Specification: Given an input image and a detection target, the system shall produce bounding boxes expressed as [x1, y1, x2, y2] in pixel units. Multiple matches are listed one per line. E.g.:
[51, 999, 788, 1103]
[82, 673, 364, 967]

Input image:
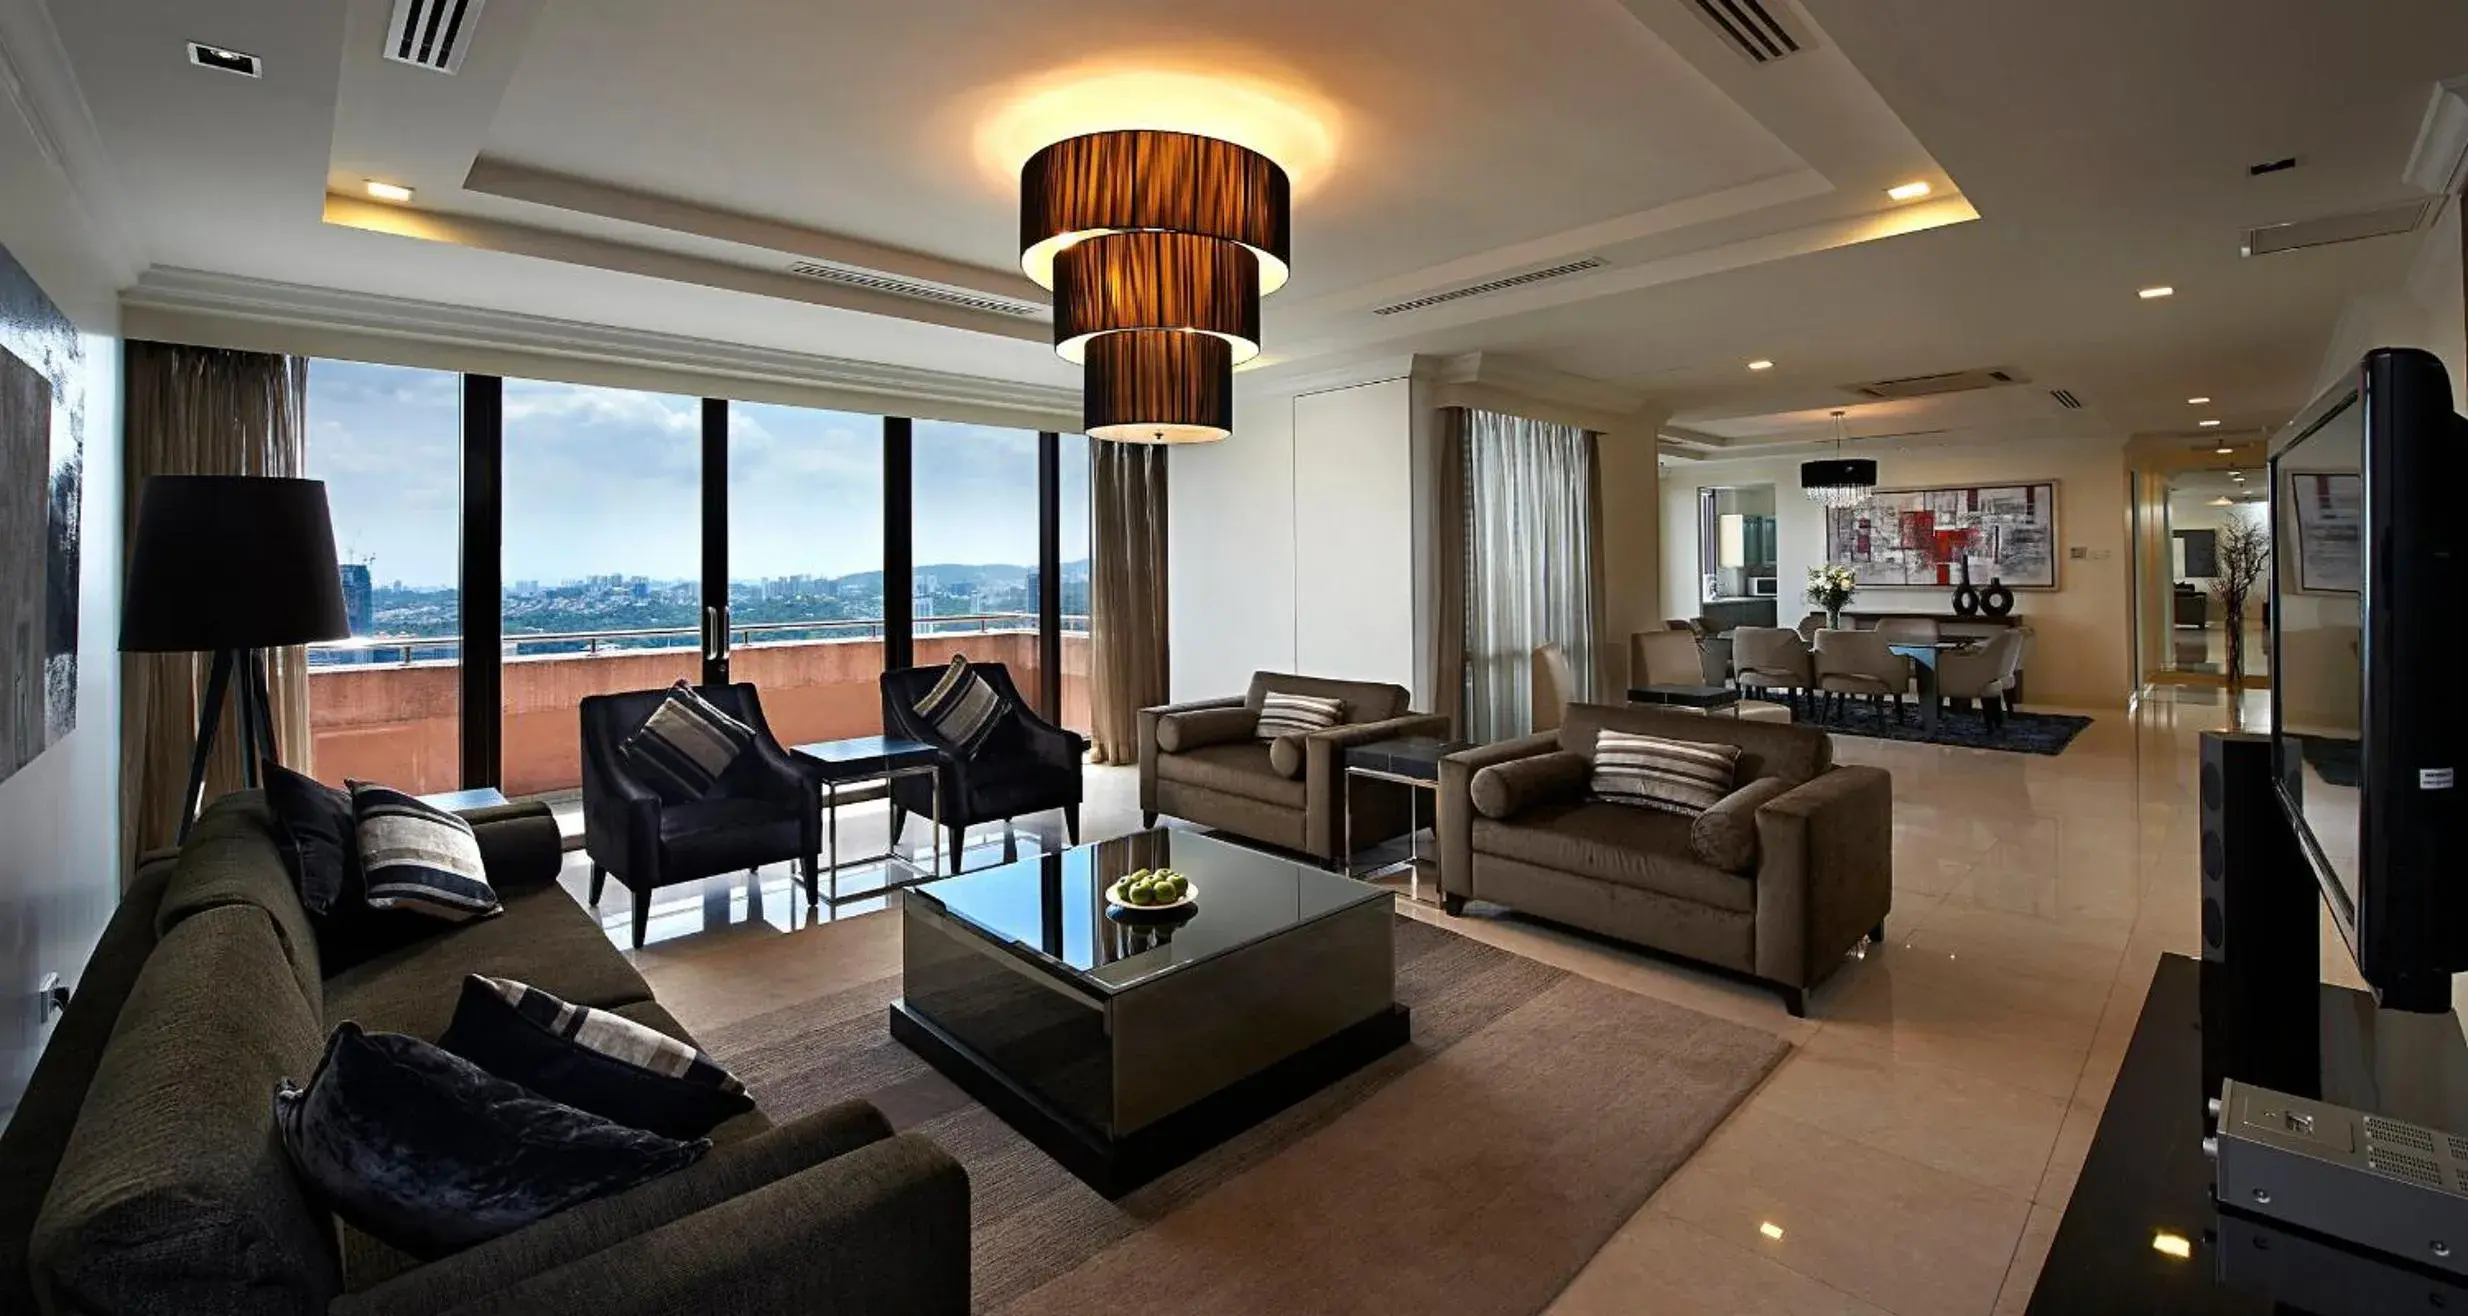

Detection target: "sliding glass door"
[910, 420, 1044, 705]
[724, 402, 887, 743]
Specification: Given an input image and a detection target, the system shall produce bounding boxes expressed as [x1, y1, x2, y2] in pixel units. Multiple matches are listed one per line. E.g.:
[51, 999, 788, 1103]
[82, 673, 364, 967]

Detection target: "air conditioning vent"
[784, 261, 1049, 320]
[1687, 0, 1804, 64]
[2242, 200, 2435, 257]
[385, 0, 487, 74]
[1843, 367, 2025, 401]
[2050, 388, 2084, 410]
[1371, 259, 1606, 316]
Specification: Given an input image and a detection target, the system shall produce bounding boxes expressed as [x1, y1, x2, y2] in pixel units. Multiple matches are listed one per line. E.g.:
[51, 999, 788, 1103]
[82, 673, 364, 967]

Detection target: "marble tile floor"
[549, 686, 2334, 1315]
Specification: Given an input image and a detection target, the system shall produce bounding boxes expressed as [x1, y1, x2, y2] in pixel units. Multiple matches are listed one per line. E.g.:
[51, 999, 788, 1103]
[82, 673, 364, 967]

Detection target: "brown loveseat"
[1138, 672, 1449, 862]
[1437, 704, 1892, 1015]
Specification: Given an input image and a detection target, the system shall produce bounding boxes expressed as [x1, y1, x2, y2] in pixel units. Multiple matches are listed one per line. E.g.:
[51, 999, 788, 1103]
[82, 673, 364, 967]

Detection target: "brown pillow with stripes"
[1590, 729, 1742, 818]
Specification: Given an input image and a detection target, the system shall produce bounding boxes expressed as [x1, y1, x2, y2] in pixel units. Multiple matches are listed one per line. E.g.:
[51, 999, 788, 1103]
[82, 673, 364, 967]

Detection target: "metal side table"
[1341, 735, 1472, 905]
[791, 736, 945, 905]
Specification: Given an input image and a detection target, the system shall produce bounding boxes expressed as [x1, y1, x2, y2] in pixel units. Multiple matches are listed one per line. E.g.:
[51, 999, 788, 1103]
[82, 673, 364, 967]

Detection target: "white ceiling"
[26, 0, 2468, 441]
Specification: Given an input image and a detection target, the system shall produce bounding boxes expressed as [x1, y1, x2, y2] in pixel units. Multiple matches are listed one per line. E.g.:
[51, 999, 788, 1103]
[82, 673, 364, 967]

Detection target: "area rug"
[1819, 705, 2093, 755]
[701, 916, 1789, 1315]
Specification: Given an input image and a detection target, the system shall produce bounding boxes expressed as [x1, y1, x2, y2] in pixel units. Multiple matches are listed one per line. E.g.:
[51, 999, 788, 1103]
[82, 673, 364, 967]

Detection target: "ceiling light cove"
[975, 65, 1340, 201]
[2199, 419, 2221, 427]
[2216, 445, 2235, 454]
[2138, 286, 2175, 299]
[1747, 359, 1775, 371]
[2187, 396, 2212, 405]
[364, 180, 415, 203]
[1886, 180, 1932, 201]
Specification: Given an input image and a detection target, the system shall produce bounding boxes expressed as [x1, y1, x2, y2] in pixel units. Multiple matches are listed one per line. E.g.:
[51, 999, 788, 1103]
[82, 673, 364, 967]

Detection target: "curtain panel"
[1087, 441, 1168, 764]
[1426, 408, 1470, 736]
[120, 343, 311, 866]
[1460, 410, 1600, 744]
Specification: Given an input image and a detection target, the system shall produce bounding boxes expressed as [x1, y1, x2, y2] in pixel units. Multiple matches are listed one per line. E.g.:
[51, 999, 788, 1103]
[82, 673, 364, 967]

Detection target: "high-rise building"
[338, 562, 373, 637]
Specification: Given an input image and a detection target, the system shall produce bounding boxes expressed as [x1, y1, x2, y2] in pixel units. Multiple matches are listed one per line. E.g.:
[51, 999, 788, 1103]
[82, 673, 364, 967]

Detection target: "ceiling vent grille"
[1687, 0, 1804, 64]
[2242, 200, 2435, 257]
[784, 261, 1049, 320]
[385, 0, 487, 74]
[2049, 388, 2084, 410]
[1371, 259, 1606, 316]
[1843, 367, 2024, 401]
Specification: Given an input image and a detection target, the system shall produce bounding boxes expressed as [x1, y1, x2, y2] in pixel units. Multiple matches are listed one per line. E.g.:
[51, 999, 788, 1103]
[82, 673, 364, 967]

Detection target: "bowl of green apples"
[1104, 867, 1197, 913]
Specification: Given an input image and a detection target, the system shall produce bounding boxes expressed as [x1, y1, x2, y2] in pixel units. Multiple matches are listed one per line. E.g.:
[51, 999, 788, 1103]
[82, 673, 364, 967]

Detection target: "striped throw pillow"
[441, 975, 753, 1140]
[1256, 691, 1346, 741]
[914, 654, 1008, 753]
[1591, 730, 1742, 818]
[619, 682, 754, 804]
[351, 783, 501, 923]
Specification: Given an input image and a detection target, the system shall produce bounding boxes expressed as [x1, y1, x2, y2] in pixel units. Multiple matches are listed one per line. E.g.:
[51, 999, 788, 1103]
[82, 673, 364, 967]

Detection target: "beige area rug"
[702, 917, 1789, 1315]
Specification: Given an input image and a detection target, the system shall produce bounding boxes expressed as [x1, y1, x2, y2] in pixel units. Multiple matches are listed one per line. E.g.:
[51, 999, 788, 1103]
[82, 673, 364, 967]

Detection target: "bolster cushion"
[1688, 775, 1798, 872]
[464, 802, 567, 890]
[1470, 751, 1591, 820]
[1155, 706, 1257, 754]
[1268, 734, 1307, 779]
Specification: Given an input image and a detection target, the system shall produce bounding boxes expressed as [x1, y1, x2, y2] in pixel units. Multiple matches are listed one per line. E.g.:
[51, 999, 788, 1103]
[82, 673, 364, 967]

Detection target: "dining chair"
[1814, 629, 1915, 726]
[1531, 642, 1577, 734]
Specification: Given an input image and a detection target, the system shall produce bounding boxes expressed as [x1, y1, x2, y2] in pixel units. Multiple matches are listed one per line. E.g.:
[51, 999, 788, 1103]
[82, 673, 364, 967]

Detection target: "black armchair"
[880, 661, 1086, 869]
[580, 683, 820, 947]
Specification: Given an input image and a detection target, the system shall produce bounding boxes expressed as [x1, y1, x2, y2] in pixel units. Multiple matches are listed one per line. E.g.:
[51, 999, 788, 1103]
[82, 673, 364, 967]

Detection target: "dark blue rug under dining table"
[1804, 703, 2093, 755]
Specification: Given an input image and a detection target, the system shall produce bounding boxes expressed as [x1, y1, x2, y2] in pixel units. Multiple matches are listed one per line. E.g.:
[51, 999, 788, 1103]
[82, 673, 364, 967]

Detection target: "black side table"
[1627, 683, 1743, 715]
[1341, 735, 1472, 904]
[791, 735, 944, 902]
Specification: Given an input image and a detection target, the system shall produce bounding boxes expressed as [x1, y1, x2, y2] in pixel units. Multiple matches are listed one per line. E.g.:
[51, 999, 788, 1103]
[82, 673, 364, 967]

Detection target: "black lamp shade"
[1020, 129, 1292, 294]
[121, 475, 349, 652]
[1800, 458, 1879, 494]
[1053, 230, 1261, 365]
[1083, 330, 1234, 444]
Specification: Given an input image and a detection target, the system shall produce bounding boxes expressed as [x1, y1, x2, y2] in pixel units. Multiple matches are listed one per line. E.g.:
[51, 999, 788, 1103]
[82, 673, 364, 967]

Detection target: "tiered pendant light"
[1021, 128, 1292, 444]
[1801, 409, 1878, 508]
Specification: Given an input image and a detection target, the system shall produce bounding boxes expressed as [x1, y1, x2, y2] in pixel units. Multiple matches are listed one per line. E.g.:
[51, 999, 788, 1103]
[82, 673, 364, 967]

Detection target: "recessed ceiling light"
[187, 42, 262, 78]
[2139, 286, 2176, 299]
[364, 180, 415, 203]
[2215, 445, 2235, 455]
[2187, 396, 2212, 405]
[2152, 1231, 2193, 1260]
[1747, 359, 1774, 371]
[1886, 181, 1933, 202]
[2198, 419, 2222, 427]
[1758, 1222, 1785, 1241]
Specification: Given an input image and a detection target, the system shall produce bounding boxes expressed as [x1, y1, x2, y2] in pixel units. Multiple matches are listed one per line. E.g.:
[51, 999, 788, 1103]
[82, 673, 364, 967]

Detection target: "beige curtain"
[121, 343, 312, 865]
[1087, 441, 1169, 764]
[1460, 409, 1600, 742]
[1428, 407, 1470, 736]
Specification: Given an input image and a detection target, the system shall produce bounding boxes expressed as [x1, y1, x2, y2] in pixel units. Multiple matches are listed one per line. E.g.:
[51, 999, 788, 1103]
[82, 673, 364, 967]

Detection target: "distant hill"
[832, 559, 1088, 592]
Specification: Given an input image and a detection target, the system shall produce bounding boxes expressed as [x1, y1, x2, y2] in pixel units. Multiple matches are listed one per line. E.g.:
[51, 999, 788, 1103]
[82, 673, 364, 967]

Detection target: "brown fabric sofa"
[0, 793, 969, 1316]
[1138, 672, 1450, 861]
[1437, 704, 1892, 1015]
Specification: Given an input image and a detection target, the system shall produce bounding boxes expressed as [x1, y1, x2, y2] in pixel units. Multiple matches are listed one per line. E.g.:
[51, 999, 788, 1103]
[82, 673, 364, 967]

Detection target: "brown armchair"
[1138, 672, 1451, 862]
[1436, 703, 1892, 1016]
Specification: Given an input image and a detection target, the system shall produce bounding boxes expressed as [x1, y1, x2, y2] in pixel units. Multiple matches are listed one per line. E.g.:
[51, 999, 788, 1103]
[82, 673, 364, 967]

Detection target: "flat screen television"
[2270, 347, 2468, 1011]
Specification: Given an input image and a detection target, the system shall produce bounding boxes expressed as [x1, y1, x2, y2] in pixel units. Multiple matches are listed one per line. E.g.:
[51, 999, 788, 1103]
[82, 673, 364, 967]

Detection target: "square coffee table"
[891, 830, 1407, 1197]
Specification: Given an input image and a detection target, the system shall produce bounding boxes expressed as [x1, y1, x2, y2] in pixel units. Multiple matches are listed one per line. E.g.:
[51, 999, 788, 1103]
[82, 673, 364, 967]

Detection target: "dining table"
[1886, 639, 1982, 736]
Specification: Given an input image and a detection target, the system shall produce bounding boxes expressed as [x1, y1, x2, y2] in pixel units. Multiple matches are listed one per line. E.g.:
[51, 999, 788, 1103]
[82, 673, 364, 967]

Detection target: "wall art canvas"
[1824, 481, 2059, 590]
[2285, 470, 2362, 594]
[0, 240, 84, 787]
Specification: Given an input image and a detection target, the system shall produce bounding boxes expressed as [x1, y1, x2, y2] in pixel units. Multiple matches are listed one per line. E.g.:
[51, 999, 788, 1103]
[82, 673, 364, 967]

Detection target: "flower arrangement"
[1806, 563, 1859, 628]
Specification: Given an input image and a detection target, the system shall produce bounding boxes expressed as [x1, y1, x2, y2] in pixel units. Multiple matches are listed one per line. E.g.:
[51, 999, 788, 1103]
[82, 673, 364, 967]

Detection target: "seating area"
[4, 4, 2466, 1313]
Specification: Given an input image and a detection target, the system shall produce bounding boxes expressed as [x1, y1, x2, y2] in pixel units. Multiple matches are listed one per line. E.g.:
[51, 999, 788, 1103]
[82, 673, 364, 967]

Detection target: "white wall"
[1168, 374, 1303, 699]
[1661, 438, 2134, 709]
[1292, 379, 1415, 688]
[0, 76, 127, 1121]
[2315, 195, 2466, 412]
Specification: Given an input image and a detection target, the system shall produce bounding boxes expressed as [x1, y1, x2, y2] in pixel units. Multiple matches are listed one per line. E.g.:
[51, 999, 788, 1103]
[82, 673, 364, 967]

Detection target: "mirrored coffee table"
[891, 830, 1407, 1197]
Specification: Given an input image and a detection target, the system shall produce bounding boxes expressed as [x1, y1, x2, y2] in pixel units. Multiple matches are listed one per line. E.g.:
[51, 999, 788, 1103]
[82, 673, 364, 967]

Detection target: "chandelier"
[1801, 409, 1877, 508]
[1021, 129, 1291, 444]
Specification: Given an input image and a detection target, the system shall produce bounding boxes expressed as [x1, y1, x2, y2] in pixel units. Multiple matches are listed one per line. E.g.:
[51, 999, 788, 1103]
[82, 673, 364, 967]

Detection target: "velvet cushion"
[439, 975, 753, 1140]
[276, 1023, 707, 1260]
[1268, 734, 1307, 779]
[264, 762, 354, 915]
[1688, 776, 1797, 872]
[1471, 751, 1591, 820]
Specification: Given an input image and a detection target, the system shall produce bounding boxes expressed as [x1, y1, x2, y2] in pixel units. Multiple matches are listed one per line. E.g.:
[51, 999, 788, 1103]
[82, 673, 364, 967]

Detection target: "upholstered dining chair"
[1937, 631, 2026, 732]
[1531, 643, 1578, 733]
[1874, 617, 1941, 645]
[1732, 626, 1815, 716]
[1632, 630, 1791, 723]
[1814, 629, 1914, 726]
[1795, 611, 1827, 643]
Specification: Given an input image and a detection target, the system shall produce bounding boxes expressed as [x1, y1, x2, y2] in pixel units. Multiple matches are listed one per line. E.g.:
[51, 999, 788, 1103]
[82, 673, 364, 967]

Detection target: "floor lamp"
[121, 475, 349, 841]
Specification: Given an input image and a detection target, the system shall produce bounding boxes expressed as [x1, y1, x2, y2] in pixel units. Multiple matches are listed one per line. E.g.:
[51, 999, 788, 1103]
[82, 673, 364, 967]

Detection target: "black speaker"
[2198, 731, 2316, 970]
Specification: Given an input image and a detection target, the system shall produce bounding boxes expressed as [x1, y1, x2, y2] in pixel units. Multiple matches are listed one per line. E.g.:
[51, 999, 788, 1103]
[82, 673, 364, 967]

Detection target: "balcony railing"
[306, 619, 1093, 798]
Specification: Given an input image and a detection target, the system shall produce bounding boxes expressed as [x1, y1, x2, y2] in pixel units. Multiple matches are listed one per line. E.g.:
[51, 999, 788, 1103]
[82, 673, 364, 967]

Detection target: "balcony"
[307, 617, 1091, 797]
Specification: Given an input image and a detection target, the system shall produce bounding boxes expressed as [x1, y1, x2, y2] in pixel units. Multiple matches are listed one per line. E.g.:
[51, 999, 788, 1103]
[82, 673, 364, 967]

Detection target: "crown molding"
[121, 266, 1079, 424]
[0, 0, 143, 284]
[2403, 75, 2468, 197]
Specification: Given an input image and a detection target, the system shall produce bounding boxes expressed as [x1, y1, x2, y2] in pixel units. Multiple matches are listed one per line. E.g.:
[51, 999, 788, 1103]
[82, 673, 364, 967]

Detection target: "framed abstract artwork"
[1824, 481, 2060, 590]
[0, 241, 83, 788]
[2283, 470, 2362, 595]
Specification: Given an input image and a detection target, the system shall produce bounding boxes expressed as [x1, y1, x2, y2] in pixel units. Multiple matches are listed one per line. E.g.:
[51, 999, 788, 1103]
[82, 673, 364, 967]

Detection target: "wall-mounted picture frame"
[0, 242, 82, 790]
[2284, 469, 2362, 595]
[1824, 480, 2060, 590]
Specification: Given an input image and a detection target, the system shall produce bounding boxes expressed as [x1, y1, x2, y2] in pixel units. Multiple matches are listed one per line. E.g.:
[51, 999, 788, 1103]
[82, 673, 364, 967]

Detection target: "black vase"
[1980, 577, 2015, 618]
[1950, 561, 1981, 617]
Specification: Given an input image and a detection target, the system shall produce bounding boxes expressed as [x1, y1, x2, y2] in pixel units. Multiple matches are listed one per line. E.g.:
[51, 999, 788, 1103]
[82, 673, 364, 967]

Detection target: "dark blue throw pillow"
[439, 975, 754, 1140]
[275, 1023, 708, 1259]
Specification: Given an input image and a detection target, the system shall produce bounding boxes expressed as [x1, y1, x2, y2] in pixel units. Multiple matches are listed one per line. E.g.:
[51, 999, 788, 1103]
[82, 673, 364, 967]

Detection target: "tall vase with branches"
[2214, 514, 2271, 697]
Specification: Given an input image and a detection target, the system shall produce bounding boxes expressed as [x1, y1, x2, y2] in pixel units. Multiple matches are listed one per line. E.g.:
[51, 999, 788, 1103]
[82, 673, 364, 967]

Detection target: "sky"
[305, 359, 1089, 589]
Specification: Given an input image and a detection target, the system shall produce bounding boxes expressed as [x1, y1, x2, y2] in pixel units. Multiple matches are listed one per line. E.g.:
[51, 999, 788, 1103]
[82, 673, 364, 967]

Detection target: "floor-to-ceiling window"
[499, 379, 703, 797]
[302, 359, 464, 792]
[727, 402, 886, 742]
[1058, 432, 1092, 732]
[910, 419, 1043, 702]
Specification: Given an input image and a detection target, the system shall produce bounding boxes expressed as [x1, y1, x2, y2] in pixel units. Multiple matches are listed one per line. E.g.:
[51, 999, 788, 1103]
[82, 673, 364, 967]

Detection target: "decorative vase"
[1825, 608, 1843, 631]
[1980, 577, 2015, 618]
[1950, 560, 1981, 617]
